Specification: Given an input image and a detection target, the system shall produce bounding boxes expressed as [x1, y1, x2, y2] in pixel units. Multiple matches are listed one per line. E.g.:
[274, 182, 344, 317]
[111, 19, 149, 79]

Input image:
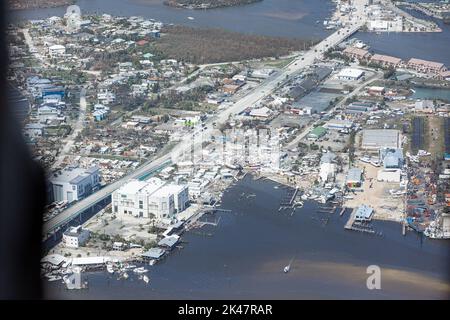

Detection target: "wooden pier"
[280, 187, 299, 207]
[344, 209, 356, 230]
[344, 209, 378, 234]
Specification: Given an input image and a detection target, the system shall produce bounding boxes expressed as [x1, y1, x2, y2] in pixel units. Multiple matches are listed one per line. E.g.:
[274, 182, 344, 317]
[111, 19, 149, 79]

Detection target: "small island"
[8, 0, 75, 10]
[164, 0, 262, 10]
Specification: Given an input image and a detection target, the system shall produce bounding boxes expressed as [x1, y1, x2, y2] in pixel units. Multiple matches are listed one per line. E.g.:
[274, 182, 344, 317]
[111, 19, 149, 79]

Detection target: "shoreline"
[44, 174, 450, 299]
[8, 0, 75, 11]
[163, 0, 262, 10]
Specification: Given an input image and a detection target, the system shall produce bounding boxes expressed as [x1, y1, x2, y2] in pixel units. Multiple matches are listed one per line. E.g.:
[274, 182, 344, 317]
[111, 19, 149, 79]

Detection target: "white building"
[361, 129, 400, 150]
[24, 123, 44, 139]
[377, 169, 401, 183]
[48, 44, 66, 58]
[118, 62, 134, 73]
[112, 178, 189, 220]
[97, 90, 116, 105]
[159, 184, 189, 213]
[337, 68, 364, 81]
[38, 105, 59, 123]
[324, 119, 354, 130]
[251, 69, 275, 79]
[249, 106, 272, 118]
[414, 99, 435, 113]
[49, 166, 101, 203]
[62, 225, 90, 248]
[319, 162, 336, 182]
[368, 17, 403, 32]
[187, 178, 207, 198]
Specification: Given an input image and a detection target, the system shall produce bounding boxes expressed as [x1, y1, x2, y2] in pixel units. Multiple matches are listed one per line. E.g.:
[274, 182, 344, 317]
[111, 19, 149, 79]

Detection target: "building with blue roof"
[379, 148, 403, 169]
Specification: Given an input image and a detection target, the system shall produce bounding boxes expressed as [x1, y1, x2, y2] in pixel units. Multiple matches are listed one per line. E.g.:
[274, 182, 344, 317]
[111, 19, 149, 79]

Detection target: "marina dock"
[344, 209, 356, 230]
[280, 187, 299, 207]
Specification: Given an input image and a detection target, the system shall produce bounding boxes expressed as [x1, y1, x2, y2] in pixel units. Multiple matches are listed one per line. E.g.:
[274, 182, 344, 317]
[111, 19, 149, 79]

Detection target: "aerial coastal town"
[6, 0, 450, 289]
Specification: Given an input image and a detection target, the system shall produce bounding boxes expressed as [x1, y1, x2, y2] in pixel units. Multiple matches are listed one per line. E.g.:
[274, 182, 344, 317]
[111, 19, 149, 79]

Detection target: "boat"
[142, 275, 150, 284]
[187, 16, 195, 20]
[133, 267, 148, 274]
[47, 275, 62, 282]
[106, 264, 115, 274]
[123, 264, 137, 270]
[300, 194, 308, 201]
[284, 256, 295, 273]
[122, 272, 129, 279]
[149, 259, 156, 266]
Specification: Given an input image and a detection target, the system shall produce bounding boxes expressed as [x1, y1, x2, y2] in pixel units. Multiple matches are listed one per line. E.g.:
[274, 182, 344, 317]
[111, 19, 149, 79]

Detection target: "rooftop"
[346, 168, 362, 182]
[50, 166, 99, 185]
[362, 129, 400, 149]
[354, 205, 374, 221]
[371, 54, 402, 65]
[72, 256, 111, 265]
[157, 235, 179, 248]
[309, 126, 327, 137]
[343, 46, 370, 57]
[407, 58, 445, 69]
[141, 248, 165, 259]
[337, 68, 364, 79]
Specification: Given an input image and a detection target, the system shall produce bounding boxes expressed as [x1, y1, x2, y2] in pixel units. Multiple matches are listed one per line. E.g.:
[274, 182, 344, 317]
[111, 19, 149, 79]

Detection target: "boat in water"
[133, 267, 148, 274]
[284, 256, 295, 273]
[295, 201, 304, 208]
[142, 275, 150, 284]
[122, 264, 136, 270]
[106, 264, 115, 274]
[187, 16, 195, 20]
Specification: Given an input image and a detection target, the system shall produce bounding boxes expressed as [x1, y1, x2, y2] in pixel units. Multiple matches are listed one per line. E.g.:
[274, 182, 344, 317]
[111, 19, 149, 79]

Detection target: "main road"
[53, 87, 87, 168]
[43, 20, 365, 236]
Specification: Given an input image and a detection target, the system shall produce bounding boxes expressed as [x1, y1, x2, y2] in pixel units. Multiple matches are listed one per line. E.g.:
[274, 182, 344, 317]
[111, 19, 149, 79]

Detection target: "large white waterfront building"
[112, 178, 189, 220]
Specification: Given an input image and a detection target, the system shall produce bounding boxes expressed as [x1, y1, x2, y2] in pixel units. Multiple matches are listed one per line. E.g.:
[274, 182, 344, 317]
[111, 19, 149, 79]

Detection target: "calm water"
[353, 1, 450, 66]
[9, 0, 335, 40]
[45, 176, 450, 299]
[412, 87, 450, 101]
[9, 0, 450, 66]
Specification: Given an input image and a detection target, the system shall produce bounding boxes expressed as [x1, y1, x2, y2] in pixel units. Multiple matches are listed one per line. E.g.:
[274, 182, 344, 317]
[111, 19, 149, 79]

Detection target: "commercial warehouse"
[361, 129, 400, 150]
